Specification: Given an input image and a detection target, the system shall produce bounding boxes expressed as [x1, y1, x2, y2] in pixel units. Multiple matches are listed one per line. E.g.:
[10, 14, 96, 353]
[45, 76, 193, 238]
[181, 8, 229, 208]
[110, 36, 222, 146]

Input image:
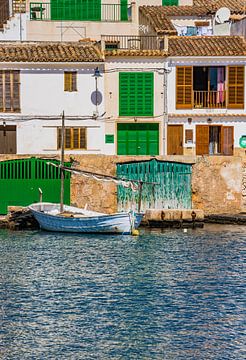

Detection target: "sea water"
[0, 225, 245, 359]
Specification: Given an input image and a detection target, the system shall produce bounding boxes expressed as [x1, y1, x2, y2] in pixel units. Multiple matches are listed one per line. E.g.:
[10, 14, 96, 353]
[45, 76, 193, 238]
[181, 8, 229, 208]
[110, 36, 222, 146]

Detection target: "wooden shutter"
[196, 125, 209, 155]
[119, 72, 154, 116]
[162, 0, 178, 5]
[0, 71, 3, 112]
[13, 71, 20, 111]
[176, 66, 193, 109]
[5, 71, 11, 112]
[64, 72, 77, 92]
[79, 128, 86, 149]
[228, 66, 244, 109]
[222, 126, 234, 155]
[65, 128, 71, 148]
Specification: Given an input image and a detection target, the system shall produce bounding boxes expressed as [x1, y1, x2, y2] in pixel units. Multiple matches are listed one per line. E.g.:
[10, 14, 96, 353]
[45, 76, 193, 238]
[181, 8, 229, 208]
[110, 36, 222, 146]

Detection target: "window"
[51, 0, 101, 21]
[119, 72, 154, 117]
[0, 70, 20, 112]
[57, 127, 87, 149]
[64, 72, 77, 92]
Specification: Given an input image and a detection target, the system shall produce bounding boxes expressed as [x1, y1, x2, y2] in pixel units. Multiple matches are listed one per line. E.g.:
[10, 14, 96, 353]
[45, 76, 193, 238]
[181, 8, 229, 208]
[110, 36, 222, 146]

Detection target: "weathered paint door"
[0, 126, 16, 154]
[167, 125, 183, 155]
[117, 159, 192, 212]
[0, 158, 71, 214]
[117, 123, 159, 155]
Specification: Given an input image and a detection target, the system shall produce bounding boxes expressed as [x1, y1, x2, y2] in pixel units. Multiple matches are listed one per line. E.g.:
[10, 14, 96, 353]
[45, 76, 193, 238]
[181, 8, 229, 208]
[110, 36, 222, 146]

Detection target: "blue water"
[0, 226, 245, 360]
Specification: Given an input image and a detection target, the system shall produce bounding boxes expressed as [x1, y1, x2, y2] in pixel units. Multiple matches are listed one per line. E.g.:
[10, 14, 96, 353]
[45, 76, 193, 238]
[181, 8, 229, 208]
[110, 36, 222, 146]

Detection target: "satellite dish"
[215, 7, 231, 24]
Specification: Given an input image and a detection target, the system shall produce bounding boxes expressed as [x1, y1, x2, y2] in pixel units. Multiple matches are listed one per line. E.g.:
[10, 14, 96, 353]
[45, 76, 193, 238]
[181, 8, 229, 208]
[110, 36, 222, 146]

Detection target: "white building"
[0, 41, 105, 155]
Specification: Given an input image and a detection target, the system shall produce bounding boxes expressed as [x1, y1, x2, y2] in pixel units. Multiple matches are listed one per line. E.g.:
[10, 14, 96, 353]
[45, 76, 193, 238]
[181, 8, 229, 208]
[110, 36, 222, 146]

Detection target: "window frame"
[0, 70, 20, 113]
[64, 71, 77, 92]
[57, 127, 87, 150]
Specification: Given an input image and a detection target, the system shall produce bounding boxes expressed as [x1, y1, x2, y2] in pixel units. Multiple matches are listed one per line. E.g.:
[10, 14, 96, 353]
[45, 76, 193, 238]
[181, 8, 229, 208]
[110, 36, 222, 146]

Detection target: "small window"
[105, 42, 119, 51]
[57, 127, 86, 149]
[64, 71, 77, 92]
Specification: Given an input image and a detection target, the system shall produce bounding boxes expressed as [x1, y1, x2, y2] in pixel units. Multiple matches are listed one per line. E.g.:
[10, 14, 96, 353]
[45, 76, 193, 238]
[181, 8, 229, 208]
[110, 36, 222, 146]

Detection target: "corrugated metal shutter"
[119, 72, 154, 117]
[228, 66, 244, 109]
[176, 66, 193, 109]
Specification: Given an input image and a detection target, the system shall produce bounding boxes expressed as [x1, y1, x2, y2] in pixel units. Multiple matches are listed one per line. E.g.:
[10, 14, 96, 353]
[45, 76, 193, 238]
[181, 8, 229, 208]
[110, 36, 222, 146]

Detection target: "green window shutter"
[51, 0, 101, 21]
[120, 0, 128, 21]
[119, 72, 154, 117]
[162, 0, 178, 5]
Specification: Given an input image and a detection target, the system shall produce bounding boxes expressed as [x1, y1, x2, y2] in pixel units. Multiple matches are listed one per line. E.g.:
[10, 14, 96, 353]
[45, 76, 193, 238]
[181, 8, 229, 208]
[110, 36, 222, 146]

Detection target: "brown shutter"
[72, 72, 77, 91]
[79, 128, 86, 149]
[0, 71, 3, 112]
[176, 66, 193, 109]
[65, 128, 71, 148]
[196, 125, 209, 155]
[228, 66, 244, 109]
[5, 71, 11, 111]
[222, 126, 234, 155]
[57, 128, 62, 149]
[64, 72, 72, 91]
[13, 71, 20, 111]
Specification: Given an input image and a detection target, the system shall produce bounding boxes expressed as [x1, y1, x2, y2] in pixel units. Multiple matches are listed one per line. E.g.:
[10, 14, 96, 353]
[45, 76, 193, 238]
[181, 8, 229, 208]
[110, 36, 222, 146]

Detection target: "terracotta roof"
[105, 36, 246, 57]
[193, 0, 246, 14]
[0, 42, 104, 62]
[140, 2, 246, 34]
[169, 113, 246, 118]
[168, 35, 246, 56]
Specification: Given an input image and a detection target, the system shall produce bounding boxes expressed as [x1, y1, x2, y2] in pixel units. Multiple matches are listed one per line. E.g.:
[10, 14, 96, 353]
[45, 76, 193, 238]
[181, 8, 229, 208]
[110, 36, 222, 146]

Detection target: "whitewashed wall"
[0, 63, 106, 154]
[0, 13, 27, 41]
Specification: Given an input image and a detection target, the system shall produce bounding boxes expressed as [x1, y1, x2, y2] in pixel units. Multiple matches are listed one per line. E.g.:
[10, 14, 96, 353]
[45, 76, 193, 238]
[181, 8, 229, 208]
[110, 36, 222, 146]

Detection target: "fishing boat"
[29, 202, 143, 234]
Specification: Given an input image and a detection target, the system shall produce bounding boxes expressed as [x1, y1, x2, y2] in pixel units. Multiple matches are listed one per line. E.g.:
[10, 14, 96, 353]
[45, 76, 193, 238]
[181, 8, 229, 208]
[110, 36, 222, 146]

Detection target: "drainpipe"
[163, 36, 170, 156]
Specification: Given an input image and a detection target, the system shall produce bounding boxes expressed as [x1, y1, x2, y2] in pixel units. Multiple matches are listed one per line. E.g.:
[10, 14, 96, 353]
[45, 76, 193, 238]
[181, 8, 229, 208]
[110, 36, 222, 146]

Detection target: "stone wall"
[0, 154, 244, 215]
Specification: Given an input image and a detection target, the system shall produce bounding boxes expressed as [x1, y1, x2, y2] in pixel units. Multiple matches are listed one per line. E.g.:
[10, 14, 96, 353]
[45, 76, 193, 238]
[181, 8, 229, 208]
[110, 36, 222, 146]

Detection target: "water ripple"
[0, 225, 245, 359]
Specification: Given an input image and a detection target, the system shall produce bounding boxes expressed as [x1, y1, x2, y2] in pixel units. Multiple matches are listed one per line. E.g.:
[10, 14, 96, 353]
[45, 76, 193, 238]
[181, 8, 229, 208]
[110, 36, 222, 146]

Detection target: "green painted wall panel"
[0, 158, 71, 214]
[117, 159, 192, 212]
[119, 72, 154, 117]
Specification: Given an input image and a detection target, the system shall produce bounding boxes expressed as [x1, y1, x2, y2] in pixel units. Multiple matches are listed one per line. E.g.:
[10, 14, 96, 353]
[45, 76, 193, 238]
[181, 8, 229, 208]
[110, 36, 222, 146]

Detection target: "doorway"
[0, 125, 16, 154]
[167, 125, 183, 155]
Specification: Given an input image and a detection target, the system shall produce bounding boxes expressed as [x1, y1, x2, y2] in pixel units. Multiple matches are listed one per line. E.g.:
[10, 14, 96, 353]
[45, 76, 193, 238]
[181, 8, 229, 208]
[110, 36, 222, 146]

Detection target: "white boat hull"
[29, 203, 143, 235]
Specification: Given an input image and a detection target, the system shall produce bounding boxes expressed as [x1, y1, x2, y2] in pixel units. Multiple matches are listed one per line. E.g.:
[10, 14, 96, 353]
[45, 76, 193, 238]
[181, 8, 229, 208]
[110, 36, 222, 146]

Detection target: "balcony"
[29, 2, 132, 22]
[102, 35, 168, 51]
[193, 90, 226, 109]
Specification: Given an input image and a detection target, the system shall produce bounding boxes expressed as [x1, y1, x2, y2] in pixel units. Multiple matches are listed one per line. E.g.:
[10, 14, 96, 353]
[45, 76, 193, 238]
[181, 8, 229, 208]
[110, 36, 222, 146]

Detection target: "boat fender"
[132, 229, 140, 236]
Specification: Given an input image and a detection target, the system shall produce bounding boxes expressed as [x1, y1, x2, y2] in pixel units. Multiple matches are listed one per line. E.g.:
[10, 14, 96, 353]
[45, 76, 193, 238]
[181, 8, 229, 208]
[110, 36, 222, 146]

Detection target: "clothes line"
[47, 163, 158, 192]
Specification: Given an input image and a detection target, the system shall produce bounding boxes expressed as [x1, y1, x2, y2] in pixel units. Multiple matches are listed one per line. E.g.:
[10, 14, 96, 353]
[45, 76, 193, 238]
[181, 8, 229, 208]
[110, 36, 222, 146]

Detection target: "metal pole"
[163, 66, 168, 156]
[60, 111, 65, 213]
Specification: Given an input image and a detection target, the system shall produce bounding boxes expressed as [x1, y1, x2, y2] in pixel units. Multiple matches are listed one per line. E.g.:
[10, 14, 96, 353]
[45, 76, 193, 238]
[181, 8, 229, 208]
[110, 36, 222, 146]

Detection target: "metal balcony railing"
[193, 90, 226, 109]
[29, 2, 132, 22]
[102, 35, 167, 51]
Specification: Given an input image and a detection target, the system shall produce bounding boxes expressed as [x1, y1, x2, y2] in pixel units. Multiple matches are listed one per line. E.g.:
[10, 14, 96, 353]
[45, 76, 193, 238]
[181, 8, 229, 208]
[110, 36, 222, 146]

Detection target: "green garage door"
[0, 158, 71, 214]
[51, 0, 101, 21]
[117, 123, 159, 155]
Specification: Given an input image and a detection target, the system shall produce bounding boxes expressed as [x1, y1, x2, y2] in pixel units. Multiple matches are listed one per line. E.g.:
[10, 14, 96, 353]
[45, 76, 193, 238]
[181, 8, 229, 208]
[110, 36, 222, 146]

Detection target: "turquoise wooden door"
[117, 123, 159, 155]
[117, 159, 192, 212]
[0, 158, 71, 214]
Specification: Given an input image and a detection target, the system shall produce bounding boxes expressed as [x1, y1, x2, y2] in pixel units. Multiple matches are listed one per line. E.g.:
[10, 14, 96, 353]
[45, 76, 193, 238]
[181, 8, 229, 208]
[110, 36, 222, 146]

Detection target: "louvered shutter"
[196, 125, 209, 155]
[4, 71, 11, 112]
[120, 0, 128, 21]
[72, 72, 77, 91]
[65, 128, 71, 149]
[13, 71, 20, 111]
[0, 71, 3, 112]
[79, 128, 86, 149]
[228, 66, 244, 109]
[176, 66, 193, 109]
[222, 126, 234, 155]
[162, 0, 178, 5]
[119, 72, 154, 116]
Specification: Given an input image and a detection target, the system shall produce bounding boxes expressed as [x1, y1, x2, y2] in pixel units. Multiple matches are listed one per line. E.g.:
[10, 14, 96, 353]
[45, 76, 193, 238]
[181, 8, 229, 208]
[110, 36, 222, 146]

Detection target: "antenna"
[215, 7, 231, 24]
